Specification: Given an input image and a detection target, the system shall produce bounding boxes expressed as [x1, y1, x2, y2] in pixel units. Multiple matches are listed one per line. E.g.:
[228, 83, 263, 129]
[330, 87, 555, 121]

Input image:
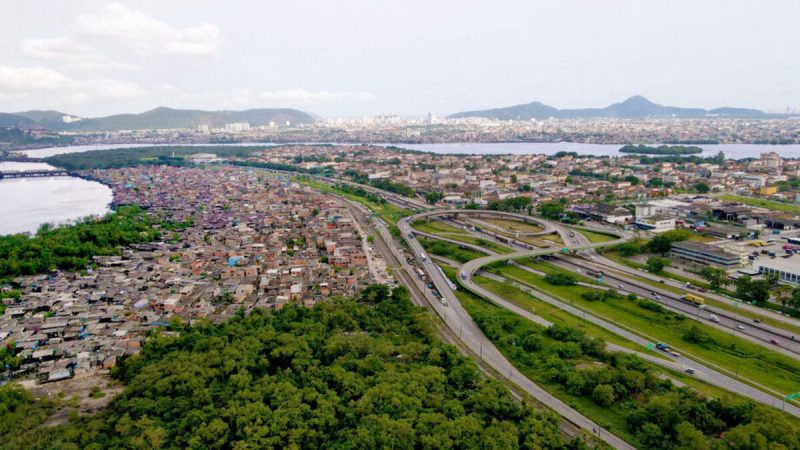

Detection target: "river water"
[19, 141, 800, 159]
[3, 141, 799, 235]
[0, 162, 112, 235]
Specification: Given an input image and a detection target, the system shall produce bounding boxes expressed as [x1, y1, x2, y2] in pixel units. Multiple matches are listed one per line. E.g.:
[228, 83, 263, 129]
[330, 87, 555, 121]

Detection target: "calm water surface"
[21, 142, 800, 159]
[0, 162, 112, 235]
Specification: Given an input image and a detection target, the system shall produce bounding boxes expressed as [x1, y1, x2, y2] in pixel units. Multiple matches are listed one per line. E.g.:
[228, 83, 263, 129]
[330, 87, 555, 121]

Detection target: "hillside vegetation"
[0, 286, 585, 449]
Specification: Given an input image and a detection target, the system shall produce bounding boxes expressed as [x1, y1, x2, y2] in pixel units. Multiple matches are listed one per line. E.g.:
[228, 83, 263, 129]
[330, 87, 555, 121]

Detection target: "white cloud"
[258, 89, 375, 104]
[0, 65, 145, 106]
[173, 88, 375, 109]
[75, 3, 220, 57]
[20, 37, 140, 71]
[0, 66, 71, 91]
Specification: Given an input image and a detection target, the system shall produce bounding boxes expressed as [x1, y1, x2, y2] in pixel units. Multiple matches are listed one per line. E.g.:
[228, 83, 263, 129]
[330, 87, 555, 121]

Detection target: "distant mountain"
[448, 96, 773, 120]
[13, 110, 79, 130]
[0, 113, 40, 129]
[0, 107, 316, 132]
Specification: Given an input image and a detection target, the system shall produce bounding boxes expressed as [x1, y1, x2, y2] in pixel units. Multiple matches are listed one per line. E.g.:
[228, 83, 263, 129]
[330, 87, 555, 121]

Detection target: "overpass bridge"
[0, 170, 70, 180]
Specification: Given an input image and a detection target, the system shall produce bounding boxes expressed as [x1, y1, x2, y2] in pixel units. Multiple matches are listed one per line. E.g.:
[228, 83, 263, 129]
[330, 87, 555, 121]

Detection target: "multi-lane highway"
[447, 212, 800, 357]
[397, 214, 635, 449]
[405, 210, 800, 419]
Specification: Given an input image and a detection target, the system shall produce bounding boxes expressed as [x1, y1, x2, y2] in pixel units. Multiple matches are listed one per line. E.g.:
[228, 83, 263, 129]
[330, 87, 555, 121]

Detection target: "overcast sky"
[1, 0, 797, 117]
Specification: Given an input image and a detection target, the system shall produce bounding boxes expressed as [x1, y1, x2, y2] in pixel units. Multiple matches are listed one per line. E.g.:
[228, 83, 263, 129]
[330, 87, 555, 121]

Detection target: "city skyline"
[1, 0, 799, 117]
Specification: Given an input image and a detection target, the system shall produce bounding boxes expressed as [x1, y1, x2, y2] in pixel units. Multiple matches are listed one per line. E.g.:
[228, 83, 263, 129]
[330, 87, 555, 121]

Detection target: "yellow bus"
[681, 293, 705, 306]
[747, 240, 767, 247]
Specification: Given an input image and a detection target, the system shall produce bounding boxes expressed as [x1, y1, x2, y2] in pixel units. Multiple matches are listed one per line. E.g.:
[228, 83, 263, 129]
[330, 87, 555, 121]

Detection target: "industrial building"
[755, 257, 800, 285]
[671, 241, 742, 268]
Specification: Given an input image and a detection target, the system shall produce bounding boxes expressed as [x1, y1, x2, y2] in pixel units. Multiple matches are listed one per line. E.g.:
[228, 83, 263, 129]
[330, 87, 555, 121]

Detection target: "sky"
[0, 0, 798, 118]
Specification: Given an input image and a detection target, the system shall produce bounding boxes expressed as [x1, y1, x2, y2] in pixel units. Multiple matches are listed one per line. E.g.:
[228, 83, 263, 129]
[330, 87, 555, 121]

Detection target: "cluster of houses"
[1, 166, 374, 383]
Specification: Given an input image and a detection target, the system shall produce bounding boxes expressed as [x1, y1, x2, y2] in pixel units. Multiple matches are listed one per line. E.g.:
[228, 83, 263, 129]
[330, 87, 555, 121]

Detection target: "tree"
[736, 276, 771, 305]
[700, 267, 727, 290]
[638, 422, 664, 449]
[537, 202, 565, 220]
[592, 383, 616, 406]
[544, 273, 577, 286]
[694, 182, 710, 194]
[647, 235, 673, 254]
[645, 256, 670, 274]
[674, 421, 710, 450]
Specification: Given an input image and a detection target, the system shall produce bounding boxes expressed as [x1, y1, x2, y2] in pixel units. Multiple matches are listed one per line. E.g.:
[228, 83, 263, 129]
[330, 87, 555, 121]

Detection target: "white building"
[755, 256, 800, 285]
[635, 215, 676, 232]
[224, 122, 251, 132]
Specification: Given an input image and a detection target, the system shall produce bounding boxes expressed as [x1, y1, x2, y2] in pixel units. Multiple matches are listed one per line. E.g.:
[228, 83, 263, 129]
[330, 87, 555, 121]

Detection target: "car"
[736, 324, 745, 330]
[685, 368, 695, 374]
[656, 343, 669, 351]
[708, 315, 720, 323]
[770, 339, 780, 346]
[659, 280, 665, 284]
[753, 319, 761, 323]
[618, 284, 625, 289]
[654, 294, 661, 300]
[670, 351, 681, 358]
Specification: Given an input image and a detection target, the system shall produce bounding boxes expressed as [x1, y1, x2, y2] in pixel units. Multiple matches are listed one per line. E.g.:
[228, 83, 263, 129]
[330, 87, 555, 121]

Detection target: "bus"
[681, 293, 705, 306]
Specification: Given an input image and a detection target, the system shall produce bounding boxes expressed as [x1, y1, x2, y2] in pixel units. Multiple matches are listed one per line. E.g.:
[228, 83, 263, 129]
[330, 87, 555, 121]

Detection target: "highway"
[302, 175, 800, 444]
[404, 210, 800, 419]
[397, 214, 635, 449]
[447, 213, 800, 357]
[550, 256, 800, 358]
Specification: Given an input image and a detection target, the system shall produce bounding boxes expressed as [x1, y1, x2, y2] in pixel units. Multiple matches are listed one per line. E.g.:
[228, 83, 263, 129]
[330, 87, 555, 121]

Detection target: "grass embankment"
[417, 237, 486, 264]
[298, 178, 411, 225]
[491, 261, 800, 398]
[468, 218, 556, 247]
[718, 194, 800, 215]
[411, 220, 514, 254]
[474, 274, 658, 356]
[567, 227, 617, 244]
[599, 251, 800, 335]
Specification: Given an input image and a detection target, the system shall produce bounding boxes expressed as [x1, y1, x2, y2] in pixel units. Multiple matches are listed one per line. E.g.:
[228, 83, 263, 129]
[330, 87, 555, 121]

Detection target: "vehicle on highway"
[754, 319, 761, 323]
[670, 351, 681, 358]
[685, 368, 696, 374]
[708, 314, 720, 323]
[419, 252, 427, 262]
[770, 339, 780, 346]
[416, 268, 426, 281]
[441, 298, 449, 307]
[681, 293, 705, 306]
[460, 270, 467, 280]
[618, 284, 625, 289]
[736, 324, 745, 330]
[652, 293, 661, 300]
[656, 342, 669, 351]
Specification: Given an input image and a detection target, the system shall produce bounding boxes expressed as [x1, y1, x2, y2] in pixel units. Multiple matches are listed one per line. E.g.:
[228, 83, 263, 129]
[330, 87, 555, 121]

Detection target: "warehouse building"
[671, 241, 742, 268]
[755, 257, 800, 285]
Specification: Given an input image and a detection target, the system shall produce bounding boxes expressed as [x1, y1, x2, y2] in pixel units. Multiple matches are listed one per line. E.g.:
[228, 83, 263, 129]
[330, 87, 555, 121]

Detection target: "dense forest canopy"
[0, 286, 586, 449]
[0, 206, 159, 279]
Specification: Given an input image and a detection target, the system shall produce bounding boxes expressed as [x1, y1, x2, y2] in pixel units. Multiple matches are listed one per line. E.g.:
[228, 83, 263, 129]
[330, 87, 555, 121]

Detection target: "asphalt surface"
[408, 211, 800, 420]
[398, 214, 635, 450]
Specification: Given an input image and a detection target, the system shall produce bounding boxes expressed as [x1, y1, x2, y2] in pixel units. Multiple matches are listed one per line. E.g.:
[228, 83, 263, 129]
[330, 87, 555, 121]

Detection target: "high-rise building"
[224, 122, 250, 132]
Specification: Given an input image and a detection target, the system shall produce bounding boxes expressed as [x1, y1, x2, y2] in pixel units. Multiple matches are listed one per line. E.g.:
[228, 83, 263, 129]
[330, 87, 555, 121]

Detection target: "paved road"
[449, 212, 800, 357]
[408, 210, 800, 419]
[398, 215, 635, 450]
